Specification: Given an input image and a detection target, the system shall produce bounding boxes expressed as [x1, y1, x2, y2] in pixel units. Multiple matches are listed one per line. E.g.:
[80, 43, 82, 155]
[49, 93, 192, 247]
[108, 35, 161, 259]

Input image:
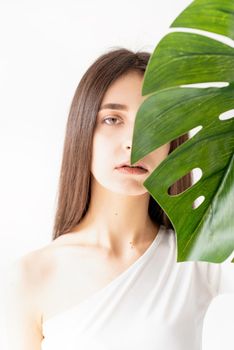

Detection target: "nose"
[123, 138, 132, 150]
[123, 121, 134, 150]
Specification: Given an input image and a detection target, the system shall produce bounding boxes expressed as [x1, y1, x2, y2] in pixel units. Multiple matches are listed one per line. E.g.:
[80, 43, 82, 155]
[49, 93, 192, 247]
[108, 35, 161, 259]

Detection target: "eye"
[102, 115, 122, 125]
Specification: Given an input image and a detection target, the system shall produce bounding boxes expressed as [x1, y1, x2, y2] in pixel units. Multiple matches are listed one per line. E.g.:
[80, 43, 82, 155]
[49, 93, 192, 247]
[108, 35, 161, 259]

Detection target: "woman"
[4, 48, 234, 350]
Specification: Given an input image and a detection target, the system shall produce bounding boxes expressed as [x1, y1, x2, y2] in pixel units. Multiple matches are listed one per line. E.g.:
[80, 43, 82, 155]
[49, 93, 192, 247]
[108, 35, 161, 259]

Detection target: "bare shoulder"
[6, 230, 89, 285]
[4, 241, 65, 328]
[4, 231, 105, 332]
[3, 245, 59, 349]
[4, 245, 55, 316]
[4, 232, 88, 302]
[5, 236, 73, 292]
[7, 244, 53, 283]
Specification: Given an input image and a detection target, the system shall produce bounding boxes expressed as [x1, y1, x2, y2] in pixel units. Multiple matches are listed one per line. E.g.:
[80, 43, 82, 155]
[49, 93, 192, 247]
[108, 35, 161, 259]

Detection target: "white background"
[0, 0, 233, 349]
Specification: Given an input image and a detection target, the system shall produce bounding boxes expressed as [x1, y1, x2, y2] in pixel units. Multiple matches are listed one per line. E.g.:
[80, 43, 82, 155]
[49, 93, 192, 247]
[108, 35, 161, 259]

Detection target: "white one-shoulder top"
[41, 224, 234, 350]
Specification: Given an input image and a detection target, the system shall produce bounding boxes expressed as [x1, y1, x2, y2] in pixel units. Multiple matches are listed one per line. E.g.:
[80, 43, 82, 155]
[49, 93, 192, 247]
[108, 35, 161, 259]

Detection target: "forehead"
[99, 71, 147, 111]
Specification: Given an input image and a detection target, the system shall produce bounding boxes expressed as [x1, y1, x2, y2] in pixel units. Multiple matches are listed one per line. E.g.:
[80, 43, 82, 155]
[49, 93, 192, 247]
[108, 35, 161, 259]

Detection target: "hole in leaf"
[192, 195, 205, 209]
[180, 82, 229, 88]
[168, 127, 202, 159]
[168, 167, 203, 196]
[219, 109, 234, 121]
[189, 125, 202, 137]
[192, 168, 203, 184]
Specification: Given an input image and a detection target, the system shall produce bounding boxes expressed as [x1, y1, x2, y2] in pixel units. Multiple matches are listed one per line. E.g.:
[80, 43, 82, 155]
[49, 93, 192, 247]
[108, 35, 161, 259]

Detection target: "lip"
[116, 166, 148, 175]
[115, 161, 148, 171]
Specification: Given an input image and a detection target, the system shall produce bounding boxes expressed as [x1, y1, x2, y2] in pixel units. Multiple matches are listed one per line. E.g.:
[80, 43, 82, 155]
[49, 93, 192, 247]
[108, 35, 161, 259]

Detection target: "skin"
[71, 69, 171, 257]
[4, 70, 171, 350]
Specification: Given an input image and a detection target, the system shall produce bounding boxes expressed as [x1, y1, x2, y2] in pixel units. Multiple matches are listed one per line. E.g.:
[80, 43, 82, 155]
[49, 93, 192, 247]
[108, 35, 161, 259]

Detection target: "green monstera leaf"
[130, 0, 234, 263]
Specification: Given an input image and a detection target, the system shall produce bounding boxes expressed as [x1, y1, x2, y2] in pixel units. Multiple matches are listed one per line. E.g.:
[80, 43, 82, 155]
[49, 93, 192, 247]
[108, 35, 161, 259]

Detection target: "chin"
[107, 182, 148, 196]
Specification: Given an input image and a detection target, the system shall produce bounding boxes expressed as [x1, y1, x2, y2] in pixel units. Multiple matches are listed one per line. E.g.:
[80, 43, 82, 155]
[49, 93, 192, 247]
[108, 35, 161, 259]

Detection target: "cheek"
[91, 134, 114, 169]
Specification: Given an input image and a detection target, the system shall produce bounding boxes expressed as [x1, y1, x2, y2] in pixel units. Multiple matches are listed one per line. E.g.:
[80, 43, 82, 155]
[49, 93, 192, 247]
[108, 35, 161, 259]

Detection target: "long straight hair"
[52, 47, 192, 240]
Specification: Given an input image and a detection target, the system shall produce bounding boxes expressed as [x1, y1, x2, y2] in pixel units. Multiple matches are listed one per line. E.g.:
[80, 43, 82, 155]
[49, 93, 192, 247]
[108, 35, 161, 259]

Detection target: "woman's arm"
[4, 257, 44, 350]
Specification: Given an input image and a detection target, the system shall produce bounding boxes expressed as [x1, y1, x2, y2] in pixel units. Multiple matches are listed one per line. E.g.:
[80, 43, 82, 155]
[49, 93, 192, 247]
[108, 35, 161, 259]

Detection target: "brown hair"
[52, 47, 192, 240]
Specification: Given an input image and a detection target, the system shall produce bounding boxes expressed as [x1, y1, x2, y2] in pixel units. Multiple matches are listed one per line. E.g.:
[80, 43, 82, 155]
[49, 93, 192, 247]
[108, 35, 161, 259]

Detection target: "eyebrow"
[99, 103, 128, 111]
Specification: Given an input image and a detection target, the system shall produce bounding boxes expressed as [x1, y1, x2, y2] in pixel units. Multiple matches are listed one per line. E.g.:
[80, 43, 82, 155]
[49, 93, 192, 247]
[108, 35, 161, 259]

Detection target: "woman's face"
[91, 70, 170, 195]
